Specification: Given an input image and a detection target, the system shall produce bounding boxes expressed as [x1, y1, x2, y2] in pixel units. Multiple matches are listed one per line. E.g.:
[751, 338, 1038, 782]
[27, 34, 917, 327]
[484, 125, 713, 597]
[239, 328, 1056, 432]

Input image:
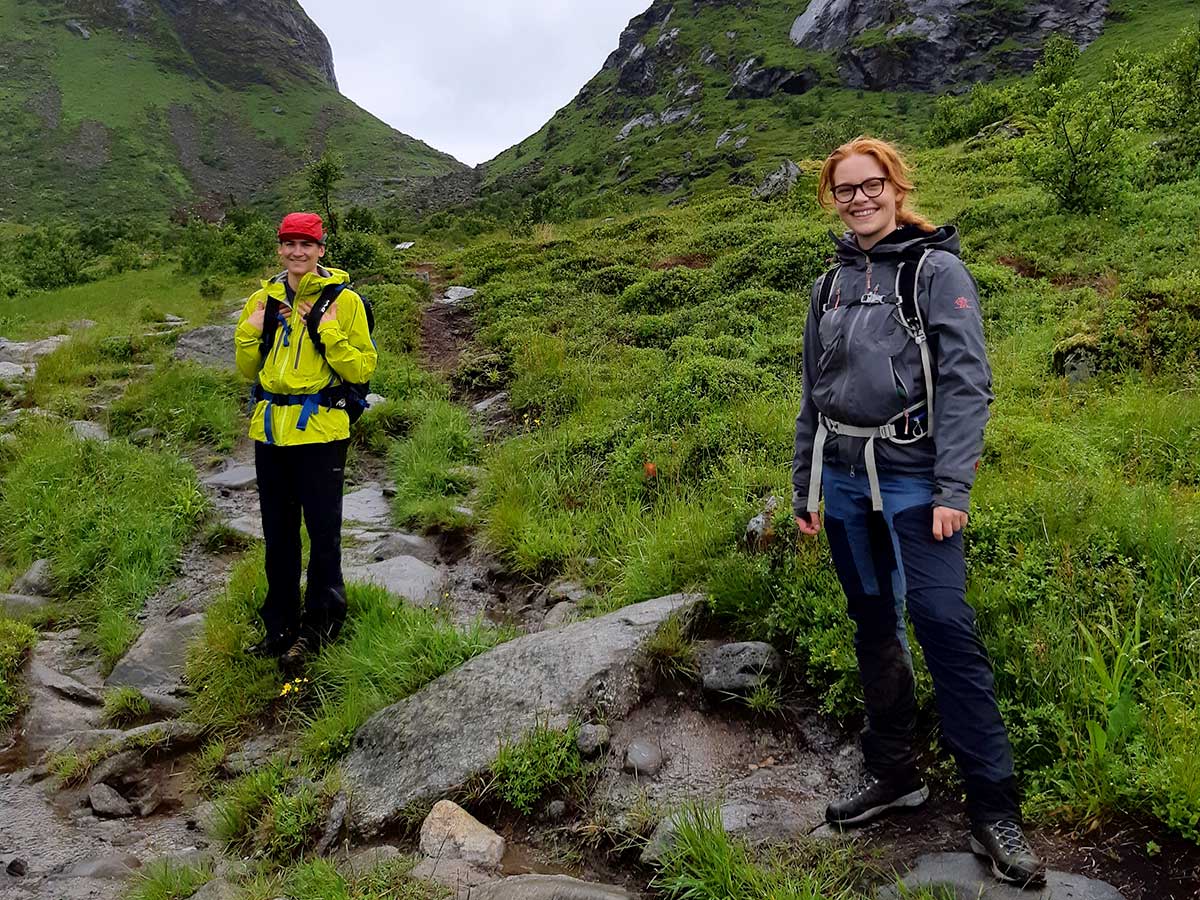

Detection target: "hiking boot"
[825, 773, 929, 827]
[969, 820, 1047, 887]
[280, 630, 318, 670]
[246, 629, 296, 659]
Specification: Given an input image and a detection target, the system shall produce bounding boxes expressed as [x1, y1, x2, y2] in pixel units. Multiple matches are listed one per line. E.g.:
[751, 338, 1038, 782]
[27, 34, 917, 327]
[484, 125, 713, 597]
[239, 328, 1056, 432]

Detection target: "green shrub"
[14, 226, 93, 289]
[620, 267, 714, 314]
[125, 858, 212, 900]
[711, 230, 828, 292]
[488, 721, 584, 814]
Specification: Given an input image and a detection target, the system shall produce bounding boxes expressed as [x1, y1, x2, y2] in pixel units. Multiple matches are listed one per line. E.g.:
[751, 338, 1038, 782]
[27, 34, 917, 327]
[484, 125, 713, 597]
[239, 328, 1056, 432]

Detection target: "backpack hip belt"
[807, 250, 937, 514]
[251, 383, 353, 444]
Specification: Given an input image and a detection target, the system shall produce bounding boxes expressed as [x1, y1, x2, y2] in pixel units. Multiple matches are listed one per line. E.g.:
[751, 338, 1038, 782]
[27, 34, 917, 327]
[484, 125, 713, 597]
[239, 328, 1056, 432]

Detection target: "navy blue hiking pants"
[822, 464, 1020, 824]
[255, 438, 349, 642]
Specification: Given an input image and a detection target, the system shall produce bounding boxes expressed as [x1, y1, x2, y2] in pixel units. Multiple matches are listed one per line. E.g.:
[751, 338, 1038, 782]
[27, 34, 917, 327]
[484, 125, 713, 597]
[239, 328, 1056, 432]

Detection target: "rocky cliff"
[791, 0, 1110, 90]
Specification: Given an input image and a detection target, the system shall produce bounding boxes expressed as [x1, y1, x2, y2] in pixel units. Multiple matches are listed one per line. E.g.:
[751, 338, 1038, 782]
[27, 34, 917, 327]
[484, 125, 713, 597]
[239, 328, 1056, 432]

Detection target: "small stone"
[88, 750, 142, 788]
[224, 515, 263, 541]
[442, 286, 478, 305]
[546, 579, 590, 604]
[89, 783, 135, 818]
[134, 782, 162, 817]
[575, 724, 610, 758]
[71, 420, 110, 442]
[541, 602, 577, 630]
[419, 800, 506, 870]
[163, 314, 186, 325]
[130, 427, 160, 445]
[365, 392, 386, 407]
[342, 486, 391, 525]
[6, 858, 28, 877]
[202, 465, 257, 491]
[624, 738, 663, 776]
[371, 532, 438, 564]
[471, 392, 509, 415]
[701, 642, 782, 695]
[315, 791, 350, 856]
[544, 799, 567, 820]
[57, 852, 141, 879]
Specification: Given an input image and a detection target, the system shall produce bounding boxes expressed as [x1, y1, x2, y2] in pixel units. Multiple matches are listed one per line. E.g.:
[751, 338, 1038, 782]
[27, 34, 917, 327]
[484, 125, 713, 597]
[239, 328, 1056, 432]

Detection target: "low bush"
[0, 618, 37, 727]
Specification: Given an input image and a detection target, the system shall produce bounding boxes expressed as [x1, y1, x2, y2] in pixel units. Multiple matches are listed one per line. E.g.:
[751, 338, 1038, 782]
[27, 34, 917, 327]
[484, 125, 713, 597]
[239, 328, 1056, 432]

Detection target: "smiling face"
[831, 153, 900, 251]
[277, 238, 325, 280]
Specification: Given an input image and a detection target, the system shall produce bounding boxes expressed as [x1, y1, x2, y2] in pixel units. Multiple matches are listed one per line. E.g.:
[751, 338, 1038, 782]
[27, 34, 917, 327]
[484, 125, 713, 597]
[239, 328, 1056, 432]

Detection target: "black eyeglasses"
[832, 177, 888, 204]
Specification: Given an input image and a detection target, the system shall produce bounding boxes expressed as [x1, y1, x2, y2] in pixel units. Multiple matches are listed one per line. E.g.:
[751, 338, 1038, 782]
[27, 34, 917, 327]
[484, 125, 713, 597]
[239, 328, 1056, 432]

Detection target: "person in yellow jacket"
[233, 212, 377, 662]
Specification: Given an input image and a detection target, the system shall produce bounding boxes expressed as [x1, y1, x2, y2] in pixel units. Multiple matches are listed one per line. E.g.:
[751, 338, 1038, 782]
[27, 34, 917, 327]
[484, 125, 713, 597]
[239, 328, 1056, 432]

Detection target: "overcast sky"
[298, 1, 650, 166]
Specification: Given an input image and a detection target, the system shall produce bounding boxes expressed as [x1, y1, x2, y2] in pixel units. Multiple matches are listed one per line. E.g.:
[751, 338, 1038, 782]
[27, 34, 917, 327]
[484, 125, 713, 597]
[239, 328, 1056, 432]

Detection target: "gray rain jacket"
[792, 224, 993, 514]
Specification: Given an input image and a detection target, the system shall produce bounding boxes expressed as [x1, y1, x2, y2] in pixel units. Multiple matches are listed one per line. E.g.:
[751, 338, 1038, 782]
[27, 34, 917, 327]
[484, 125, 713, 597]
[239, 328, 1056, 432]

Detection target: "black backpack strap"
[306, 283, 349, 356]
[257, 296, 283, 360]
[816, 265, 842, 314]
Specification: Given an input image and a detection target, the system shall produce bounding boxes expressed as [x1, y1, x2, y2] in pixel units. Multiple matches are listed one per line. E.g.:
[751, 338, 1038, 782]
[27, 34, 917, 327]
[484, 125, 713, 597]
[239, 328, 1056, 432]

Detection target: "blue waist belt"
[252, 384, 339, 444]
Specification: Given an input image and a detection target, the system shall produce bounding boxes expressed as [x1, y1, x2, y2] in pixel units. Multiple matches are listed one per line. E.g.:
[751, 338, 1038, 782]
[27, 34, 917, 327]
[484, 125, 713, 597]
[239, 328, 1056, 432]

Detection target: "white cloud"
[299, 0, 649, 166]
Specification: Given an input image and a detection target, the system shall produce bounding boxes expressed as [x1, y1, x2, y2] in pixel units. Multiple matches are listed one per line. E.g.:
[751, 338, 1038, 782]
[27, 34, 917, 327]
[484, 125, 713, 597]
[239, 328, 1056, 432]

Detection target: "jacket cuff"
[933, 483, 971, 513]
[792, 487, 809, 517]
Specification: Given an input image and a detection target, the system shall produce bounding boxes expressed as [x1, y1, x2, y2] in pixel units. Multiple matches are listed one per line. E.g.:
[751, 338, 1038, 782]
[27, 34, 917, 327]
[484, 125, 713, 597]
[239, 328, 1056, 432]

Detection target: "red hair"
[817, 136, 935, 232]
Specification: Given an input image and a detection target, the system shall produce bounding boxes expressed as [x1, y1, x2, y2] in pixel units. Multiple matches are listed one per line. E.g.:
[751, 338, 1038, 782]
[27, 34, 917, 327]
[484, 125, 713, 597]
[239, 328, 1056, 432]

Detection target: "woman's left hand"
[297, 301, 338, 325]
[932, 506, 968, 541]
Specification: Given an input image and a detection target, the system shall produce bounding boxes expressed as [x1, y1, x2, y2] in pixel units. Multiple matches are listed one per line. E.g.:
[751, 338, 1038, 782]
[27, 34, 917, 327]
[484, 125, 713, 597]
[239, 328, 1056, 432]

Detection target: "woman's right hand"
[795, 512, 822, 537]
[246, 299, 267, 334]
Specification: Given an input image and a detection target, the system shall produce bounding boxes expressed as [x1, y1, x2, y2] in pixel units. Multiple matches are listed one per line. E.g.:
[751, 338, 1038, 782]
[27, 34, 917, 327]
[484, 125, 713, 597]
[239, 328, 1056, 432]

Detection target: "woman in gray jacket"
[792, 136, 1045, 888]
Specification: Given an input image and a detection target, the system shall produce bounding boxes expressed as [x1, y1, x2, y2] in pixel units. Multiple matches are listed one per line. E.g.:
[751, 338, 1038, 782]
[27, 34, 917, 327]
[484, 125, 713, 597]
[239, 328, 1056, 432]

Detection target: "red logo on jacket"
[955, 297, 972, 310]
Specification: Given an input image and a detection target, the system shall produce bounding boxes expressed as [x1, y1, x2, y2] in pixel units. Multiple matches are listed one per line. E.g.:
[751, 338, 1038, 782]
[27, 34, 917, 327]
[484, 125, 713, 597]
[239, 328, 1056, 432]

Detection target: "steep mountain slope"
[480, 0, 1188, 216]
[0, 0, 465, 222]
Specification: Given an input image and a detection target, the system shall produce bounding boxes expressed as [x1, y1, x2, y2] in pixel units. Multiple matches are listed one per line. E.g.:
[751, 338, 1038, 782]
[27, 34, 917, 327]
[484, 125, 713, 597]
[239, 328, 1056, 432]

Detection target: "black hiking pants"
[822, 464, 1021, 825]
[255, 439, 348, 642]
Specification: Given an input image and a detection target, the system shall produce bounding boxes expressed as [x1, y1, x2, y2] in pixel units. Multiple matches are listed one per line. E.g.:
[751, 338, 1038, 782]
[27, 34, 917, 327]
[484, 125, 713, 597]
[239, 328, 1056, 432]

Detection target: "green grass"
[653, 805, 871, 899]
[240, 857, 448, 900]
[0, 617, 37, 727]
[484, 720, 585, 815]
[124, 859, 213, 900]
[102, 686, 151, 727]
[0, 419, 206, 667]
[108, 361, 246, 452]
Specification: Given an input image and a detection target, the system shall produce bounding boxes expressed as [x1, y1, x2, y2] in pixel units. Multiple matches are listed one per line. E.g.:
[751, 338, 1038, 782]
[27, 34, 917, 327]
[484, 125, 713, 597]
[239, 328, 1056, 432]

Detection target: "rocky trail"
[0, 288, 1190, 900]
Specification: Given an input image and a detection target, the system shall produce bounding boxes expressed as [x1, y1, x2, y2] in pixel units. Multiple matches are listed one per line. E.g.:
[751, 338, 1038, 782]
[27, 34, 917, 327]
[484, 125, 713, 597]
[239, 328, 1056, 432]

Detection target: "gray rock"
[442, 286, 478, 305]
[222, 734, 286, 776]
[623, 738, 663, 776]
[344, 556, 444, 606]
[88, 783, 134, 818]
[365, 392, 386, 407]
[642, 799, 819, 864]
[752, 160, 801, 201]
[189, 878, 239, 900]
[224, 514, 263, 541]
[547, 580, 591, 604]
[541, 602, 578, 630]
[12, 559, 54, 597]
[716, 124, 747, 149]
[142, 691, 189, 719]
[5, 857, 28, 876]
[419, 800, 505, 869]
[371, 532, 438, 564]
[0, 361, 25, 381]
[55, 852, 141, 879]
[473, 875, 631, 900]
[744, 496, 780, 551]
[28, 661, 102, 706]
[790, 0, 1108, 92]
[471, 392, 509, 415]
[412, 856, 496, 892]
[163, 314, 186, 325]
[728, 57, 819, 99]
[0, 334, 69, 364]
[130, 427, 160, 445]
[88, 750, 143, 788]
[113, 719, 205, 753]
[202, 465, 257, 491]
[701, 642, 782, 695]
[342, 486, 392, 525]
[0, 592, 51, 617]
[734, 137, 749, 150]
[315, 791, 350, 856]
[64, 19, 91, 39]
[545, 799, 568, 820]
[172, 325, 237, 369]
[338, 844, 404, 878]
[106, 613, 204, 695]
[878, 853, 1125, 900]
[576, 723, 610, 758]
[70, 420, 110, 442]
[134, 782, 162, 817]
[395, 242, 416, 251]
[342, 593, 701, 836]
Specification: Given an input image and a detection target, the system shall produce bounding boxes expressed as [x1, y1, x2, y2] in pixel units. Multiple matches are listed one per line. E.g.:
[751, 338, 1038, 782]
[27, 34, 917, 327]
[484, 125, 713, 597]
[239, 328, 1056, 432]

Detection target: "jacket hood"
[261, 266, 351, 299]
[831, 224, 960, 263]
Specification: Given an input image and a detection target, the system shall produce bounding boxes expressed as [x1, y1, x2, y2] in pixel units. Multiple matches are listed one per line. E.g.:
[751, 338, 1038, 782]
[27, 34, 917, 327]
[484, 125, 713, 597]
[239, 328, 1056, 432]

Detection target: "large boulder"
[752, 161, 801, 200]
[341, 593, 702, 836]
[877, 853, 1125, 899]
[790, 0, 1109, 91]
[727, 58, 819, 99]
[172, 326, 237, 369]
[106, 614, 205, 695]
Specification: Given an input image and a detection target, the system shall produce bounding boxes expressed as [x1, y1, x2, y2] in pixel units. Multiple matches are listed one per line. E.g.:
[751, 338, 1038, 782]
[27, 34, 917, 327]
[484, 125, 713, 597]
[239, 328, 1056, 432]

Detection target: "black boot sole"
[826, 784, 930, 827]
[969, 835, 1048, 887]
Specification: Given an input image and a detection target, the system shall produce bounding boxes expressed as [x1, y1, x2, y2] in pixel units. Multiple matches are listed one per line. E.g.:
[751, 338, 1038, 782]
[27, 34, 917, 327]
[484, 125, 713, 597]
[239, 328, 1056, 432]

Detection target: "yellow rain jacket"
[234, 266, 377, 446]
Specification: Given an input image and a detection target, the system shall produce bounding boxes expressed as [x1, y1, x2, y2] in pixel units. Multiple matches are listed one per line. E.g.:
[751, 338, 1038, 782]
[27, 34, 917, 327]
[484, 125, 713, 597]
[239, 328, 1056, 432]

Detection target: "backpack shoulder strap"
[816, 264, 842, 315]
[258, 295, 283, 360]
[306, 282, 349, 355]
[895, 248, 937, 436]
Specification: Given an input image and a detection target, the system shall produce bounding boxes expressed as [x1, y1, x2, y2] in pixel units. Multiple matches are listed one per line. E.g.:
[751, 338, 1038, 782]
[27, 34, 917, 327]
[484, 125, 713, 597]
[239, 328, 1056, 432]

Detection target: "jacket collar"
[261, 266, 349, 304]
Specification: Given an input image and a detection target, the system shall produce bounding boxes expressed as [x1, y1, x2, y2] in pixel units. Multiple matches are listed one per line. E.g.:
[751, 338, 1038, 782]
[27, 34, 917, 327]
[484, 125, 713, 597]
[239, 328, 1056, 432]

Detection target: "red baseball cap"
[277, 212, 325, 243]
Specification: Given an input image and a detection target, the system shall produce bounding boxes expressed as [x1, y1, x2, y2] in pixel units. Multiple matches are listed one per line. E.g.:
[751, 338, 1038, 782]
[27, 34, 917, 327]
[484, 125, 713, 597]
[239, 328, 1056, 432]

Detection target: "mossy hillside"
[0, 0, 463, 222]
[473, 0, 1193, 224]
